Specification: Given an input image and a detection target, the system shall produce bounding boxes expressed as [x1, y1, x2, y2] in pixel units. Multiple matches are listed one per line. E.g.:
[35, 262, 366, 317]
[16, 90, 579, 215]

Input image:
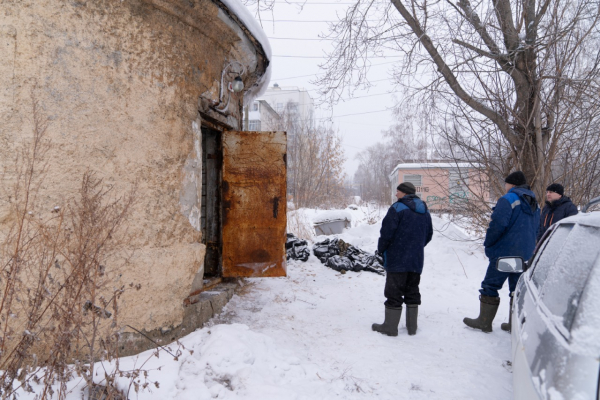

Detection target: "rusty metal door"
[222, 131, 287, 277]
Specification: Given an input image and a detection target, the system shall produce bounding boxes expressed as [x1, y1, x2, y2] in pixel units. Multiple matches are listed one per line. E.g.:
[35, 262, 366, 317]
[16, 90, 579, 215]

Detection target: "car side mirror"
[496, 257, 525, 273]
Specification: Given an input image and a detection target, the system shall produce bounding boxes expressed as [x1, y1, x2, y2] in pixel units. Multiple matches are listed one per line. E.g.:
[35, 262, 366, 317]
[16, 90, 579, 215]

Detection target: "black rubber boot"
[501, 294, 513, 333]
[463, 295, 500, 333]
[372, 306, 402, 336]
[406, 304, 418, 336]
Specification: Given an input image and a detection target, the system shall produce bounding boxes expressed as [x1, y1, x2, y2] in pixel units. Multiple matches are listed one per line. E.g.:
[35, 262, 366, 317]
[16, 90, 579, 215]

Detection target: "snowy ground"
[19, 209, 515, 399]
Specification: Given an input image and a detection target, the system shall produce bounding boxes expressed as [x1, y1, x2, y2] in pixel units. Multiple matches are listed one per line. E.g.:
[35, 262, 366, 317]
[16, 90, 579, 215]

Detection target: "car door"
[514, 223, 600, 399]
[512, 224, 573, 399]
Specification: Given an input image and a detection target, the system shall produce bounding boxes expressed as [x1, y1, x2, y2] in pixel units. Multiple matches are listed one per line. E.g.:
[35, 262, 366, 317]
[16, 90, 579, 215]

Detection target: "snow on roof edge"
[217, 0, 272, 105]
[389, 162, 483, 180]
[393, 162, 481, 169]
[312, 210, 352, 224]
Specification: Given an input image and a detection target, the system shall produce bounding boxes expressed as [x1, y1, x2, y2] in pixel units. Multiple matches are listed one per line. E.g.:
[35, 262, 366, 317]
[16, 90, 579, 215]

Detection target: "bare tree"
[354, 142, 394, 205]
[354, 107, 428, 205]
[317, 0, 600, 203]
[265, 102, 347, 208]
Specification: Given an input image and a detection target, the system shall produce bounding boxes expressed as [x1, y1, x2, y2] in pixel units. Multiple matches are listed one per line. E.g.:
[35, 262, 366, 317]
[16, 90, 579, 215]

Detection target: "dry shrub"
[286, 210, 314, 240]
[361, 202, 384, 225]
[0, 92, 152, 399]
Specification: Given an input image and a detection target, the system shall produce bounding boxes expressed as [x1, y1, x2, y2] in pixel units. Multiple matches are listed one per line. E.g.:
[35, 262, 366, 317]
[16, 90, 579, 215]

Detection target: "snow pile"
[312, 210, 352, 224]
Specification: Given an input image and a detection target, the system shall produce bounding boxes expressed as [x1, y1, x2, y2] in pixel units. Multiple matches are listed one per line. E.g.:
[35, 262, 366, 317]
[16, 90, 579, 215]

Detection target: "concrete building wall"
[0, 0, 268, 344]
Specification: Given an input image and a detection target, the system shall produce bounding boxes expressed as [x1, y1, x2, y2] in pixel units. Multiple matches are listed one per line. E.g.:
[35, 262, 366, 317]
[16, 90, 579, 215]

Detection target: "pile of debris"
[286, 233, 310, 262]
[312, 238, 385, 275]
[286, 234, 385, 276]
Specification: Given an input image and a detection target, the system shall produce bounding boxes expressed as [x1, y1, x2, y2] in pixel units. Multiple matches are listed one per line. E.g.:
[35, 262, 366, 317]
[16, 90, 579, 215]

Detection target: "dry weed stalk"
[286, 210, 314, 240]
[361, 202, 382, 225]
[0, 92, 153, 399]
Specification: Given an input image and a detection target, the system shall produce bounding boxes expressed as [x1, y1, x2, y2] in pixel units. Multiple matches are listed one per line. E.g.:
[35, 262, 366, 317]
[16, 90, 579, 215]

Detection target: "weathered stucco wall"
[0, 0, 267, 336]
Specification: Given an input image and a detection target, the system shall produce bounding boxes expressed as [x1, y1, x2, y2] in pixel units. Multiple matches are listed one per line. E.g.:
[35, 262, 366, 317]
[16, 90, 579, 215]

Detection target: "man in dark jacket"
[537, 183, 578, 241]
[463, 171, 540, 333]
[372, 182, 433, 337]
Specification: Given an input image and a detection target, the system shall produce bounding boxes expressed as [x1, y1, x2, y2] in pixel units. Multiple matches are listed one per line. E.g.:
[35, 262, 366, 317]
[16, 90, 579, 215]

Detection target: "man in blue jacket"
[463, 171, 540, 333]
[372, 182, 433, 337]
[537, 183, 578, 241]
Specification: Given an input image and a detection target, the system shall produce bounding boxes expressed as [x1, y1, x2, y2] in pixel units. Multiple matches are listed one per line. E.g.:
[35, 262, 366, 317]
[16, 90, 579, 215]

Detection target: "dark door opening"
[201, 127, 222, 277]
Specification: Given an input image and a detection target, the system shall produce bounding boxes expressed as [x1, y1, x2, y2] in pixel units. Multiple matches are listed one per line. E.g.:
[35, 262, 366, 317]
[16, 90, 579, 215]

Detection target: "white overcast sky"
[246, 0, 400, 178]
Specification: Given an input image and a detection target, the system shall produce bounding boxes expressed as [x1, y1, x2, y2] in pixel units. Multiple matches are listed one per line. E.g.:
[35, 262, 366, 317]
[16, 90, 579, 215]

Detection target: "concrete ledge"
[118, 281, 238, 357]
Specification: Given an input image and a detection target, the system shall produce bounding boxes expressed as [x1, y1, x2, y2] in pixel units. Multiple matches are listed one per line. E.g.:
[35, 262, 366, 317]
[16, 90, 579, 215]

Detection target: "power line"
[268, 1, 357, 4]
[290, 108, 390, 122]
[337, 120, 391, 127]
[273, 55, 328, 58]
[325, 108, 391, 118]
[272, 73, 321, 81]
[270, 61, 400, 81]
[272, 54, 403, 58]
[258, 19, 381, 22]
[272, 73, 395, 82]
[260, 90, 396, 100]
[270, 61, 401, 77]
[268, 36, 334, 41]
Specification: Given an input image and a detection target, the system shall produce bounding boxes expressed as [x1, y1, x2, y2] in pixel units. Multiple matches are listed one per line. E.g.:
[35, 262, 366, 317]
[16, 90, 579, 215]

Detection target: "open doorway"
[201, 127, 222, 277]
[199, 122, 287, 279]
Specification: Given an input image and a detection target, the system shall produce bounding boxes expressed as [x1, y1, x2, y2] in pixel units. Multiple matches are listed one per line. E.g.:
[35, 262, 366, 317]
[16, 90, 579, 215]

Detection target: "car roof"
[556, 211, 600, 228]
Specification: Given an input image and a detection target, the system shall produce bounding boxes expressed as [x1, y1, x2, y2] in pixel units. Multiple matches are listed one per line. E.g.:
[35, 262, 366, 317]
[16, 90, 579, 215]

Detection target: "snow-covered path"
[115, 215, 513, 399]
[21, 215, 514, 399]
[196, 215, 514, 399]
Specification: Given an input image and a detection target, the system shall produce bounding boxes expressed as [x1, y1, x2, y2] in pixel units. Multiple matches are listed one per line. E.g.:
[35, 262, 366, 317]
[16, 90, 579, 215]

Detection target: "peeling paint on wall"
[180, 116, 203, 232]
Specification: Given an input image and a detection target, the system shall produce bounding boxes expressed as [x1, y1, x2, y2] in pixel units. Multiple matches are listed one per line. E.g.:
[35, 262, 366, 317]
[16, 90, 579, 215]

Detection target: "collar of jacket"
[545, 196, 570, 209]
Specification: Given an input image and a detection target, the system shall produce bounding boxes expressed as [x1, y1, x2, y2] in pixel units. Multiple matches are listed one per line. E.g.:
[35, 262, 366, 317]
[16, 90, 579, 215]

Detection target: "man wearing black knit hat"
[537, 183, 578, 241]
[463, 171, 540, 333]
[372, 182, 433, 337]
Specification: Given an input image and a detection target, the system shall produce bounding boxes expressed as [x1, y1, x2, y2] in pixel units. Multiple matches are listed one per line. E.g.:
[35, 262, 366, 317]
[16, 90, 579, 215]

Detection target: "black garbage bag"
[326, 255, 356, 272]
[313, 245, 330, 263]
[312, 237, 384, 275]
[292, 240, 310, 262]
[327, 238, 340, 256]
[286, 233, 310, 262]
[286, 234, 298, 250]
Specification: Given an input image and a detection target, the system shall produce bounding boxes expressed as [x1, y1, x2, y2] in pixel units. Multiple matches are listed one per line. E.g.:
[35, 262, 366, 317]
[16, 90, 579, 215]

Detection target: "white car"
[497, 197, 600, 400]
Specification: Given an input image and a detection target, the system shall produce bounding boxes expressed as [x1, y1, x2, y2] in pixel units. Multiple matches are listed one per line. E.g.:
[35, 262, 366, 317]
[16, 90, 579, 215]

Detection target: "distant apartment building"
[247, 100, 281, 131]
[389, 161, 490, 210]
[251, 84, 315, 197]
[253, 83, 315, 132]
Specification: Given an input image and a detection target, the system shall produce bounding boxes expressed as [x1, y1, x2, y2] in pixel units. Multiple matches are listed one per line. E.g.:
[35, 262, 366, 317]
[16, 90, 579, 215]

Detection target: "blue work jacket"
[484, 186, 540, 261]
[377, 195, 433, 274]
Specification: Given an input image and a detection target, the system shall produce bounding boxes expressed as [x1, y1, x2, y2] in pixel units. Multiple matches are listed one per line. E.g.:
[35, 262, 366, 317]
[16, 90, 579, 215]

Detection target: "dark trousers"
[384, 272, 421, 308]
[479, 259, 521, 298]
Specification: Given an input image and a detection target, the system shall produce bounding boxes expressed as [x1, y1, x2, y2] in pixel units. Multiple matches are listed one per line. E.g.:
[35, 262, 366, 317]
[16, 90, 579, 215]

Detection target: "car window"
[531, 224, 574, 289]
[539, 225, 600, 332]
